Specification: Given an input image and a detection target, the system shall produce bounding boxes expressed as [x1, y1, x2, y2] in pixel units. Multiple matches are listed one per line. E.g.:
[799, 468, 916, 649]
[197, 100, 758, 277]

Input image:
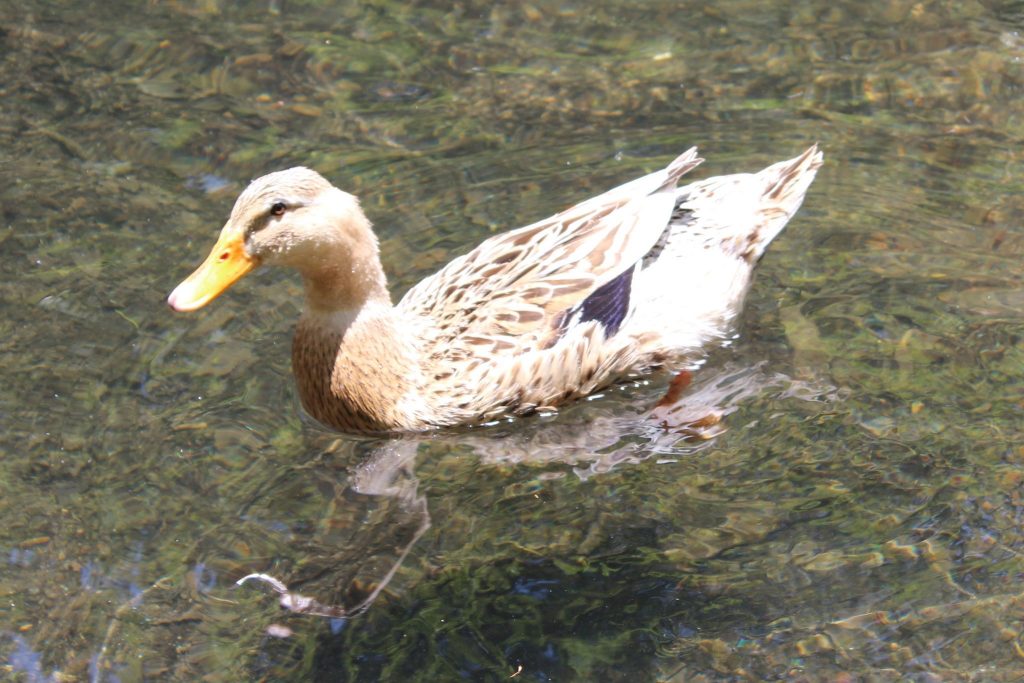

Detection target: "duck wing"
[397, 148, 704, 360]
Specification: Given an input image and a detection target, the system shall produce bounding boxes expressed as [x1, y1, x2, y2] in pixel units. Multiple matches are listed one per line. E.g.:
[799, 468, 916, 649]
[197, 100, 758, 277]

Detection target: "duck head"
[167, 167, 385, 313]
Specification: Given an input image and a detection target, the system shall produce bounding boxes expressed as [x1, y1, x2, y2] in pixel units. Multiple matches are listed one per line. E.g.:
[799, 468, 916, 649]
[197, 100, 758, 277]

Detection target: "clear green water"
[2, 0, 1023, 680]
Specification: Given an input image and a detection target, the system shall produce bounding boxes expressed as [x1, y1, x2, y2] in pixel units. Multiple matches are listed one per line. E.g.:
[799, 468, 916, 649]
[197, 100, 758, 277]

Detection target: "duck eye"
[270, 201, 287, 217]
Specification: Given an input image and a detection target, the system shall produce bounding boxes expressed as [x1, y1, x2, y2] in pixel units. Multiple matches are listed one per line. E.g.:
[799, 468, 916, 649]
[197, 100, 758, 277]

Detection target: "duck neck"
[293, 263, 426, 431]
[300, 250, 392, 315]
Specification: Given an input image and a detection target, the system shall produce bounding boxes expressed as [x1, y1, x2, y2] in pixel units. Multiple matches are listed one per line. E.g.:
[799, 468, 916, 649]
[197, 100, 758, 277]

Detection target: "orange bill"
[167, 225, 256, 312]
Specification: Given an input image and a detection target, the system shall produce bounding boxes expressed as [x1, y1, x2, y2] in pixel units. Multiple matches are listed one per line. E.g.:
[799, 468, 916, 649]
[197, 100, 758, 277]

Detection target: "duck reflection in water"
[235, 362, 840, 621]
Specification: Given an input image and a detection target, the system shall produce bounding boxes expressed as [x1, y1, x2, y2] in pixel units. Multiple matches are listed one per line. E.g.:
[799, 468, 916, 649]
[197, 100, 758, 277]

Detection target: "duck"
[168, 145, 823, 432]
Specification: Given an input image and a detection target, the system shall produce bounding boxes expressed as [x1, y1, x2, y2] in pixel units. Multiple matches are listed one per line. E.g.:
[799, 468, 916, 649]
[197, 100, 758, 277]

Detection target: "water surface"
[2, 0, 1023, 680]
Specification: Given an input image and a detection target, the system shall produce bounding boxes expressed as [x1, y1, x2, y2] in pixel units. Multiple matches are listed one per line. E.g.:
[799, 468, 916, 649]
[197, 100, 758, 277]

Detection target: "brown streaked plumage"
[168, 145, 823, 432]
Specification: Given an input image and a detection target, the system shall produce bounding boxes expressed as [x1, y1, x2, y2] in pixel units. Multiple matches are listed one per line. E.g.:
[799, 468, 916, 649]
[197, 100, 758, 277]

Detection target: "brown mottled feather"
[401, 148, 704, 350]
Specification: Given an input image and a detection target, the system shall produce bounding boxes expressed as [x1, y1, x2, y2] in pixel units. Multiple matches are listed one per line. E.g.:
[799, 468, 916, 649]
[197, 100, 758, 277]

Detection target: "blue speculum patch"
[574, 266, 633, 336]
